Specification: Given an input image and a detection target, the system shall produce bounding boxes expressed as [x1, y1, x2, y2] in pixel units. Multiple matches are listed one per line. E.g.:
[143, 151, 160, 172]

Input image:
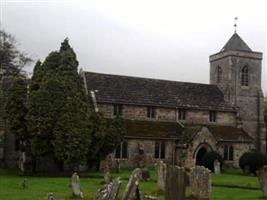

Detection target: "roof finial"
[234, 17, 238, 33]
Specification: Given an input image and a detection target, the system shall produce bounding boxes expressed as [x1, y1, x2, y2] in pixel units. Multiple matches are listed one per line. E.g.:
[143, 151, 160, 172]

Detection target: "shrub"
[201, 151, 223, 172]
[239, 151, 267, 175]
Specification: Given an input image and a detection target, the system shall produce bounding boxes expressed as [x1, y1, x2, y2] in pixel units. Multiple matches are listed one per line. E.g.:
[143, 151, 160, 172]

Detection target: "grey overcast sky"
[1, 0, 267, 92]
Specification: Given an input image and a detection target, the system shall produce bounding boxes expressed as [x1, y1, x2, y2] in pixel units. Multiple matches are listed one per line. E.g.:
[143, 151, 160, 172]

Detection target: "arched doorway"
[195, 147, 207, 166]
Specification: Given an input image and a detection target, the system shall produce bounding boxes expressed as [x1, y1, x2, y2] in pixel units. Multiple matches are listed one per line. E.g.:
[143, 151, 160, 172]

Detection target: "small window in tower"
[147, 106, 156, 118]
[209, 111, 216, 122]
[217, 66, 222, 83]
[178, 109, 186, 120]
[241, 66, 249, 86]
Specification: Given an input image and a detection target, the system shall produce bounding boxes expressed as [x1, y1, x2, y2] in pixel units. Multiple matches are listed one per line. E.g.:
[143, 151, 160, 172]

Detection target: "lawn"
[0, 168, 265, 200]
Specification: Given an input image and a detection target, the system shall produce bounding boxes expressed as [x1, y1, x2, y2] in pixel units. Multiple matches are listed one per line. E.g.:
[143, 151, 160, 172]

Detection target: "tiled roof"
[180, 125, 253, 143]
[84, 71, 235, 111]
[221, 33, 252, 52]
[124, 119, 183, 139]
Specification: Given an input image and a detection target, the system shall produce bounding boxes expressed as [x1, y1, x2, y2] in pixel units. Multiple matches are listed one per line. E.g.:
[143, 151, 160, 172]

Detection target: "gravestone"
[213, 160, 220, 174]
[71, 172, 84, 198]
[142, 167, 150, 182]
[103, 155, 112, 184]
[122, 168, 142, 200]
[20, 177, 28, 189]
[47, 192, 55, 200]
[257, 166, 267, 197]
[95, 177, 122, 200]
[165, 165, 186, 200]
[156, 161, 166, 191]
[189, 166, 212, 200]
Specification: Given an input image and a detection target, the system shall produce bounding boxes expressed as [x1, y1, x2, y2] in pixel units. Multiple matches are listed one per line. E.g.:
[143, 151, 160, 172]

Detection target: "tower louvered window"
[241, 66, 249, 86]
[217, 66, 222, 83]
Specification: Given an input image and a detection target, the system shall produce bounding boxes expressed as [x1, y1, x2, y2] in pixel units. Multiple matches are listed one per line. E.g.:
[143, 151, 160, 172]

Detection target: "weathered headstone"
[156, 161, 166, 191]
[165, 165, 186, 200]
[95, 177, 122, 200]
[189, 166, 212, 200]
[122, 168, 142, 200]
[103, 155, 112, 184]
[257, 166, 267, 197]
[142, 167, 150, 182]
[71, 172, 84, 198]
[47, 192, 55, 200]
[213, 160, 220, 174]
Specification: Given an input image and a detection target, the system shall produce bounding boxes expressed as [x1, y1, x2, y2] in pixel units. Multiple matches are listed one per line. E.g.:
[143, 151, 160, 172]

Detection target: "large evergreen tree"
[5, 76, 28, 142]
[53, 96, 91, 167]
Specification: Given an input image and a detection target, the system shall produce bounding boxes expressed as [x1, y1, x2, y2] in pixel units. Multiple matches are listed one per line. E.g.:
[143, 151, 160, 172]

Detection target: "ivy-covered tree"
[87, 112, 126, 169]
[53, 96, 91, 168]
[0, 30, 31, 76]
[27, 77, 66, 156]
[5, 76, 28, 142]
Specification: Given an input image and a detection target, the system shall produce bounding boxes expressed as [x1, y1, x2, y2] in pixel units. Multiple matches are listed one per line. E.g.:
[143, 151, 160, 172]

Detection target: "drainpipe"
[256, 89, 261, 152]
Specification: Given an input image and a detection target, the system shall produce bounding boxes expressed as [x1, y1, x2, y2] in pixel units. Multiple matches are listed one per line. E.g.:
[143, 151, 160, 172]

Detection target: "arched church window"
[115, 141, 128, 159]
[241, 65, 249, 86]
[223, 144, 234, 161]
[154, 141, 165, 159]
[217, 66, 222, 83]
[229, 145, 234, 160]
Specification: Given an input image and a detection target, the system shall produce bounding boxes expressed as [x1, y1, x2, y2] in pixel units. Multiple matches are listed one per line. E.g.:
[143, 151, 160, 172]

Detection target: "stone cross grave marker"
[156, 161, 166, 191]
[189, 166, 212, 200]
[71, 172, 84, 198]
[165, 165, 186, 200]
[95, 177, 122, 200]
[122, 168, 142, 200]
[214, 160, 220, 174]
[257, 166, 267, 197]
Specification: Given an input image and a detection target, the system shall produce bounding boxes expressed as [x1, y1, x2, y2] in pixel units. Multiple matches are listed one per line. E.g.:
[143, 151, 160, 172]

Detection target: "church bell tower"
[209, 32, 266, 152]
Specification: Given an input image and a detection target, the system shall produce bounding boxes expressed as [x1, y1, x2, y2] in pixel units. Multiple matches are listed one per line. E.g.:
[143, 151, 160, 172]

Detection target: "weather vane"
[234, 17, 238, 33]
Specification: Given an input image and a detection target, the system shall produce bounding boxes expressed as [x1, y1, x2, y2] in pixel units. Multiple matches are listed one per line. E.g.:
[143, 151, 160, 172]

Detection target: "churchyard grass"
[0, 168, 265, 200]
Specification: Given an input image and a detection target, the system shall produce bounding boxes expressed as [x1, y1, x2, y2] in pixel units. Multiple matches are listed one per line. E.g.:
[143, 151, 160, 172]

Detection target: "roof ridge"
[84, 71, 216, 87]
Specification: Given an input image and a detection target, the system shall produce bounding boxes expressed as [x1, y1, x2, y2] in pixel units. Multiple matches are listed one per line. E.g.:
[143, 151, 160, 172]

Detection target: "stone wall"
[110, 139, 175, 168]
[98, 103, 236, 126]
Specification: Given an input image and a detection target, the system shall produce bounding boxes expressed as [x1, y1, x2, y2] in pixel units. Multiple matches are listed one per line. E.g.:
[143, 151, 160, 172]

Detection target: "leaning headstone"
[71, 172, 84, 198]
[189, 166, 212, 200]
[142, 167, 150, 182]
[257, 166, 267, 197]
[165, 165, 186, 200]
[122, 168, 142, 200]
[47, 192, 55, 200]
[214, 160, 220, 174]
[95, 177, 121, 200]
[156, 161, 166, 191]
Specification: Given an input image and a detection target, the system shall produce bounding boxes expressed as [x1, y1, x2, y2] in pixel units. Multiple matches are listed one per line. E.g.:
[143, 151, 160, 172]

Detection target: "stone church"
[0, 32, 265, 169]
[81, 32, 266, 168]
